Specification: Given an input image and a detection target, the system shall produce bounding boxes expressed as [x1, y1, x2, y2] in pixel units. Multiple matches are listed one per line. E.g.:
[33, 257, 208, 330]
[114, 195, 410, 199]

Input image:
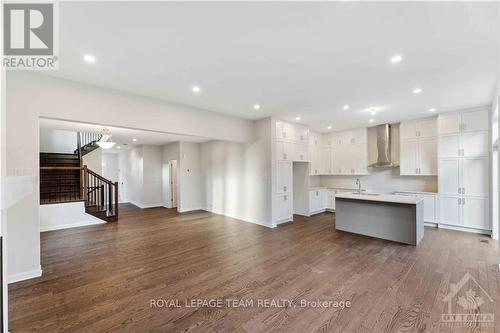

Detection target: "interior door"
[418, 138, 437, 175]
[439, 195, 461, 226]
[439, 135, 460, 158]
[462, 132, 489, 157]
[438, 159, 460, 195]
[170, 160, 178, 208]
[438, 113, 461, 134]
[462, 157, 488, 197]
[400, 140, 418, 175]
[462, 110, 489, 132]
[462, 197, 490, 230]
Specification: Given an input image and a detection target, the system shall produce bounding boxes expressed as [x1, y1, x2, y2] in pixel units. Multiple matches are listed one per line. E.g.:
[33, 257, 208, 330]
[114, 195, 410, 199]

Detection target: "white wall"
[39, 202, 104, 233]
[39, 128, 77, 153]
[102, 153, 119, 182]
[82, 147, 102, 175]
[118, 151, 128, 203]
[5, 71, 254, 281]
[126, 146, 144, 207]
[178, 142, 204, 212]
[201, 118, 272, 226]
[142, 146, 163, 207]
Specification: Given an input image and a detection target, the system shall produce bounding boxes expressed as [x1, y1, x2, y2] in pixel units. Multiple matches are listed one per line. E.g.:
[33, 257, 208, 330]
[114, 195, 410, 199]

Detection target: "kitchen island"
[334, 193, 424, 245]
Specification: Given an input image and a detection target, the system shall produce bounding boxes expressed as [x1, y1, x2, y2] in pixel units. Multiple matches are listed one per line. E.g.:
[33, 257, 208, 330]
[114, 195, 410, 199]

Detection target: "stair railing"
[76, 132, 103, 157]
[83, 166, 119, 221]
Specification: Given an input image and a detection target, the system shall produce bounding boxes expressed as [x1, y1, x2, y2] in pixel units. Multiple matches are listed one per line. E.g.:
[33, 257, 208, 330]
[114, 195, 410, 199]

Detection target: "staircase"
[40, 132, 119, 222]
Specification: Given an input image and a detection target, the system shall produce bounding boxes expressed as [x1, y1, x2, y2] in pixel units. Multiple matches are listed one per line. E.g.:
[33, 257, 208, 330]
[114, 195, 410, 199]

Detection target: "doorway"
[162, 160, 178, 209]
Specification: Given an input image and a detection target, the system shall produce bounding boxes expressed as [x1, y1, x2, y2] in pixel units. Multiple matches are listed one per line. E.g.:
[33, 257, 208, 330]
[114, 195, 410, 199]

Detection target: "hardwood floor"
[9, 204, 500, 332]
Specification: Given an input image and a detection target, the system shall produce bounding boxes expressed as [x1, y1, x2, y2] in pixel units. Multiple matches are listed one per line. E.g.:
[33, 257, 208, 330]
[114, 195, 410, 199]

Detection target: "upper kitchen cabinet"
[275, 121, 310, 162]
[438, 109, 489, 135]
[275, 120, 310, 143]
[330, 128, 369, 175]
[400, 117, 437, 176]
[400, 117, 437, 140]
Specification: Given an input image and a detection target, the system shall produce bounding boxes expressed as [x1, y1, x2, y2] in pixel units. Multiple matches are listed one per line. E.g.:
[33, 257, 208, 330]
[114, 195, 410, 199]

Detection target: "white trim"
[178, 206, 205, 213]
[8, 267, 42, 284]
[40, 219, 105, 232]
[439, 223, 492, 235]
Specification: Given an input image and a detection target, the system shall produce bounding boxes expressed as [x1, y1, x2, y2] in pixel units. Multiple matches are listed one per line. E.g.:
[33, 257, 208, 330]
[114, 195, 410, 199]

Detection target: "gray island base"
[334, 193, 424, 246]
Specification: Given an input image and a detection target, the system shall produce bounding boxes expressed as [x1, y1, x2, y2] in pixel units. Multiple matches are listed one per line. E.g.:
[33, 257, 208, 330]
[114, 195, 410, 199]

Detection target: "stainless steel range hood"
[368, 124, 399, 168]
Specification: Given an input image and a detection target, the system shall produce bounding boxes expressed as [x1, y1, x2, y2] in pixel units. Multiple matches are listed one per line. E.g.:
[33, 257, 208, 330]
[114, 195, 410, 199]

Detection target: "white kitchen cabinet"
[461, 109, 489, 132]
[439, 135, 460, 158]
[400, 140, 418, 175]
[320, 146, 331, 174]
[400, 118, 437, 176]
[293, 143, 309, 162]
[462, 157, 488, 197]
[418, 138, 437, 175]
[462, 197, 489, 230]
[400, 137, 437, 176]
[400, 117, 437, 140]
[276, 140, 291, 161]
[276, 193, 293, 222]
[276, 161, 292, 194]
[438, 113, 461, 135]
[326, 189, 336, 210]
[462, 132, 489, 157]
[439, 195, 489, 230]
[309, 145, 320, 175]
[437, 109, 490, 232]
[438, 159, 461, 195]
[439, 195, 461, 226]
[439, 109, 488, 134]
[309, 189, 327, 214]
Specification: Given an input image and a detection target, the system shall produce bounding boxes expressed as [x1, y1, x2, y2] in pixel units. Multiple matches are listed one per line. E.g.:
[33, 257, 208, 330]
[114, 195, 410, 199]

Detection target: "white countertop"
[334, 192, 424, 205]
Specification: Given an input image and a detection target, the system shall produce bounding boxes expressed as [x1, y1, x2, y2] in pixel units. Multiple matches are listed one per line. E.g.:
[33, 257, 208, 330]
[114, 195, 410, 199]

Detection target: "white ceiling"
[39, 118, 208, 151]
[46, 1, 499, 132]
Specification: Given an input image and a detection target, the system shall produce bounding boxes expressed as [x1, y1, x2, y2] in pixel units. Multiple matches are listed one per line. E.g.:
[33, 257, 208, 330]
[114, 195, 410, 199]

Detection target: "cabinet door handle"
[284, 195, 287, 201]
[458, 198, 461, 205]
[416, 168, 418, 174]
[462, 187, 465, 194]
[316, 191, 319, 196]
[462, 198, 465, 205]
[300, 135, 303, 140]
[284, 186, 287, 192]
[458, 187, 461, 194]
[283, 153, 287, 159]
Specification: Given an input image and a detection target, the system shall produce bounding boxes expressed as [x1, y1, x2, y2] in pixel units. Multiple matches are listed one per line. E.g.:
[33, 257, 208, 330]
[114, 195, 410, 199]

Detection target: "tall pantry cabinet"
[438, 109, 490, 231]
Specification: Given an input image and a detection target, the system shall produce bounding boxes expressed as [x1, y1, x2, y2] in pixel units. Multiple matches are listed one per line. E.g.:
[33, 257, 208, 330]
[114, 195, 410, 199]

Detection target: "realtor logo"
[441, 272, 494, 327]
[2, 2, 58, 69]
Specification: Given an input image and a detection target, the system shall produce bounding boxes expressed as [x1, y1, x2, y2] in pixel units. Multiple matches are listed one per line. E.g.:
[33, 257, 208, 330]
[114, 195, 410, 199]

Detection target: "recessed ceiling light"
[295, 116, 301, 121]
[117, 146, 121, 149]
[413, 88, 423, 94]
[390, 54, 403, 63]
[327, 125, 332, 130]
[343, 105, 350, 110]
[192, 86, 201, 94]
[132, 138, 138, 142]
[429, 108, 436, 112]
[83, 54, 96, 63]
[369, 118, 375, 123]
[370, 111, 376, 116]
[253, 104, 261, 110]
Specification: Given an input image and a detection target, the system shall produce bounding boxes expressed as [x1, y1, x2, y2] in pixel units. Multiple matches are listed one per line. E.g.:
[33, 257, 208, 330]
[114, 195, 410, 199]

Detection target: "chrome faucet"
[356, 179, 361, 194]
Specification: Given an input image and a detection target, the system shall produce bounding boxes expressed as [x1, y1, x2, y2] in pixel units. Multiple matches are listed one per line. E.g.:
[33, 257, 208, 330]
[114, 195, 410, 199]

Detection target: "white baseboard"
[8, 266, 42, 284]
[129, 201, 164, 209]
[40, 219, 105, 232]
[438, 223, 492, 235]
[178, 206, 205, 213]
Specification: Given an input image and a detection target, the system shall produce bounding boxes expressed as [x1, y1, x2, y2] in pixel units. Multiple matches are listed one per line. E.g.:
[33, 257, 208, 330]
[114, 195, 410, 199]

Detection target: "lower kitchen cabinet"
[439, 195, 489, 230]
[276, 193, 293, 223]
[326, 189, 336, 210]
[309, 189, 327, 215]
